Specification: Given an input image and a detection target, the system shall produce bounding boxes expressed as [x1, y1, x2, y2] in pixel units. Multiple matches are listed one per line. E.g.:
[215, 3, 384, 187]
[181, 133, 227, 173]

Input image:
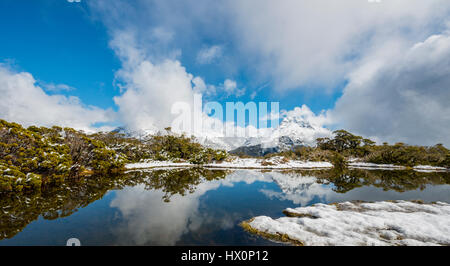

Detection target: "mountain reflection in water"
[0, 168, 449, 245]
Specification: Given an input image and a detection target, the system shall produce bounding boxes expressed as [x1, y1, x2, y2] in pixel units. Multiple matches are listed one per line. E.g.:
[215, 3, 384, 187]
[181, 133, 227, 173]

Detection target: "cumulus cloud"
[110, 31, 221, 132]
[196, 45, 223, 64]
[88, 0, 450, 145]
[113, 58, 196, 132]
[282, 105, 330, 130]
[192, 76, 216, 96]
[109, 30, 247, 133]
[220, 79, 245, 97]
[228, 0, 450, 91]
[0, 64, 114, 132]
[90, 0, 450, 92]
[328, 32, 450, 146]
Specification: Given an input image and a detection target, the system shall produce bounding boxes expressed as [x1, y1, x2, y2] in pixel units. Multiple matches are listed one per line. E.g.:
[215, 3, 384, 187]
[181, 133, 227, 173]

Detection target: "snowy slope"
[227, 109, 332, 154]
[112, 106, 332, 152]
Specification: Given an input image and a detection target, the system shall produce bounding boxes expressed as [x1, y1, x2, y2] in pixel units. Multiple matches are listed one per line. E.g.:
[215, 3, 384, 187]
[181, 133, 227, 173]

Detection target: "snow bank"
[206, 157, 332, 169]
[245, 200, 450, 246]
[125, 161, 192, 169]
[126, 158, 447, 171]
[348, 162, 406, 170]
[125, 157, 333, 170]
[413, 165, 448, 172]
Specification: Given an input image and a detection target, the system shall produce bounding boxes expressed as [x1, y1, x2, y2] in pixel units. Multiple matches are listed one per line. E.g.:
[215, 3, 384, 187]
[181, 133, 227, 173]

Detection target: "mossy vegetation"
[90, 127, 228, 165]
[316, 130, 449, 167]
[266, 130, 449, 169]
[145, 128, 228, 164]
[240, 219, 304, 246]
[1, 118, 447, 194]
[0, 119, 127, 192]
[0, 119, 229, 192]
[282, 210, 318, 219]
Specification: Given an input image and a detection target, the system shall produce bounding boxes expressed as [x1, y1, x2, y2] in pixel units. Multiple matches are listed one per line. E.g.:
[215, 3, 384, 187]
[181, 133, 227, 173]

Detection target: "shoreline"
[125, 158, 449, 172]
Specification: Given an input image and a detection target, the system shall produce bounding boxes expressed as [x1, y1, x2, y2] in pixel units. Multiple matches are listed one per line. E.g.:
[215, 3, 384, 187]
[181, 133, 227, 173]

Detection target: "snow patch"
[246, 200, 450, 246]
[125, 157, 333, 170]
[413, 165, 448, 172]
[348, 162, 406, 170]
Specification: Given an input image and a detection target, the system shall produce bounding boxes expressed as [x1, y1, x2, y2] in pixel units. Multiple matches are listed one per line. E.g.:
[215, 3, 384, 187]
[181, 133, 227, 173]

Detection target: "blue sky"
[0, 0, 120, 109]
[0, 0, 341, 113]
[1, 0, 450, 146]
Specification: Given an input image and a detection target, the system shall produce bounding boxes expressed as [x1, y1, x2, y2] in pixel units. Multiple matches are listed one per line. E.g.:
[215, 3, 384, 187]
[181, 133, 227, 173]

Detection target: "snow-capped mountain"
[112, 106, 332, 154]
[227, 114, 331, 155]
[272, 112, 331, 147]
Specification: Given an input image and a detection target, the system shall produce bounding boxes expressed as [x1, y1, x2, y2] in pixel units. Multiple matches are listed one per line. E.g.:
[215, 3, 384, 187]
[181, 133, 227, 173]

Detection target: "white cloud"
[90, 0, 450, 92]
[223, 79, 236, 94]
[328, 32, 450, 146]
[192, 76, 217, 97]
[39, 82, 75, 92]
[282, 105, 330, 130]
[0, 64, 114, 132]
[88, 0, 450, 145]
[192, 78, 245, 98]
[113, 58, 196, 132]
[110, 31, 247, 133]
[222, 79, 245, 97]
[196, 45, 223, 64]
[227, 0, 450, 91]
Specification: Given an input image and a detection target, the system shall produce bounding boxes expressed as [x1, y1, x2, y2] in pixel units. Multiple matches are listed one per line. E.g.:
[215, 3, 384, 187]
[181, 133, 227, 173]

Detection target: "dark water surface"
[1, 168, 449, 246]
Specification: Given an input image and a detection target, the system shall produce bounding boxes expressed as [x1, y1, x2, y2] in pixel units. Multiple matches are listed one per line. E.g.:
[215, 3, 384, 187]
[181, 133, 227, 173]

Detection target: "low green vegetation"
[317, 130, 449, 167]
[267, 130, 449, 168]
[90, 127, 228, 164]
[0, 120, 228, 192]
[1, 118, 447, 193]
[0, 119, 127, 192]
[146, 128, 228, 164]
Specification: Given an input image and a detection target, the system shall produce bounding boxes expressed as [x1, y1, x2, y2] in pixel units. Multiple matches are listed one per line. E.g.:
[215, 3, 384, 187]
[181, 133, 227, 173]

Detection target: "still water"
[0, 168, 449, 245]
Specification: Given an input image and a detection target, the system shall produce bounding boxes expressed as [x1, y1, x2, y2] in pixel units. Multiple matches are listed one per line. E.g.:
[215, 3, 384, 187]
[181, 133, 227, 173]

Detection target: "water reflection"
[315, 169, 450, 193]
[0, 168, 449, 245]
[259, 169, 450, 205]
[110, 174, 225, 245]
[0, 168, 228, 241]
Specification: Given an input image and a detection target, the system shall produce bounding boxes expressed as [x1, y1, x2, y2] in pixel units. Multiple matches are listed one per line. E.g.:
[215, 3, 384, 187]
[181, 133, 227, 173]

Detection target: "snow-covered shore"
[125, 157, 448, 172]
[348, 162, 448, 171]
[126, 161, 193, 169]
[126, 157, 333, 170]
[413, 165, 449, 172]
[243, 200, 450, 246]
[348, 162, 407, 170]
